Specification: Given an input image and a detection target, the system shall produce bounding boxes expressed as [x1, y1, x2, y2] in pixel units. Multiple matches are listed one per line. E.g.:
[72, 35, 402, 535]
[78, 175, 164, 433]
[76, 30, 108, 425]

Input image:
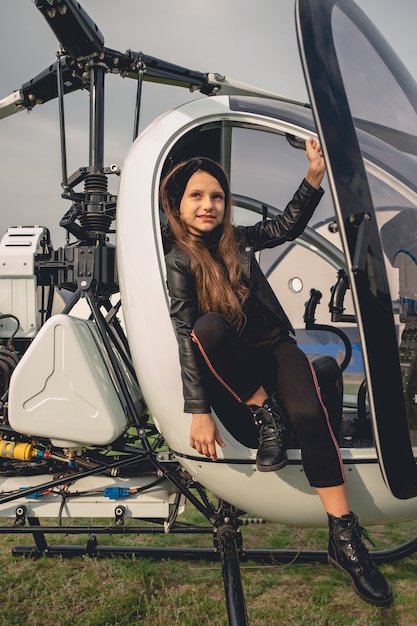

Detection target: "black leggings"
[192, 312, 345, 488]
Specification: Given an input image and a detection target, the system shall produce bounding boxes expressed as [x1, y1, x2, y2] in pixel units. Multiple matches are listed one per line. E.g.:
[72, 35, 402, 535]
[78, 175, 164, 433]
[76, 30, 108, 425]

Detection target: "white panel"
[0, 227, 45, 338]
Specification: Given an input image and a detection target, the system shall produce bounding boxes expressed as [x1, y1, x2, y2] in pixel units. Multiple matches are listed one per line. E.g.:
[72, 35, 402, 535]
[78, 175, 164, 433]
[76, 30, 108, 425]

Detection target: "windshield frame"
[296, 0, 417, 499]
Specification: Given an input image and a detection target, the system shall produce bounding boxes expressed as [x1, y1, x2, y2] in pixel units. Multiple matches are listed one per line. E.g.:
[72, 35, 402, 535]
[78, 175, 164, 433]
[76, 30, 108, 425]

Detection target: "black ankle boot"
[249, 395, 288, 472]
[328, 511, 393, 606]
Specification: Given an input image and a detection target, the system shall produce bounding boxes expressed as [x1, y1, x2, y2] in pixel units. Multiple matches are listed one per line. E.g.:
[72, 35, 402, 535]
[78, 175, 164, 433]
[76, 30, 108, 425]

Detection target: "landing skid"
[2, 501, 417, 626]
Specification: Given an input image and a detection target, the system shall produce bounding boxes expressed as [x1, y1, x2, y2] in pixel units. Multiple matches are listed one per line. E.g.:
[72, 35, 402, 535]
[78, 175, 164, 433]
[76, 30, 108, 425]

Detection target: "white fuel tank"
[8, 314, 130, 448]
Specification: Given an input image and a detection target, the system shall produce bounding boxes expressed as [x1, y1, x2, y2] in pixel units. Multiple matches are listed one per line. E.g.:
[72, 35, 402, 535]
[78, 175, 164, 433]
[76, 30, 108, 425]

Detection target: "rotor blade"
[33, 0, 104, 58]
[115, 49, 211, 91]
[116, 49, 306, 103]
[0, 91, 25, 120]
[204, 74, 307, 104]
[0, 56, 85, 118]
[113, 49, 307, 102]
[20, 57, 85, 107]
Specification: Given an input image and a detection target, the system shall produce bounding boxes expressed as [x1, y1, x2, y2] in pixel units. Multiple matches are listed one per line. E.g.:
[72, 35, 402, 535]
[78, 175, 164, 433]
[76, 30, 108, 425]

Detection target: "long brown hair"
[160, 157, 249, 329]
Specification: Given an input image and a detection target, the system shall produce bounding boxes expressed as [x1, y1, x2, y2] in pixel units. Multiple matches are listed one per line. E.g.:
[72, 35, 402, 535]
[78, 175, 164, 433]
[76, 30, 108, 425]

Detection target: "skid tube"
[5, 512, 417, 566]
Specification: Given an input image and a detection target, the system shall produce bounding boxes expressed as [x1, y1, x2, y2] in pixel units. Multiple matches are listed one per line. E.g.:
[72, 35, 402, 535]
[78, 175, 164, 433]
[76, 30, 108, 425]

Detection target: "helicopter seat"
[307, 352, 343, 439]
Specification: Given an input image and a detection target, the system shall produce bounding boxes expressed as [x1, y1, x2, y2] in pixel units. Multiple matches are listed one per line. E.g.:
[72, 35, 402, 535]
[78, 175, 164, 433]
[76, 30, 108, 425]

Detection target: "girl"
[160, 141, 392, 607]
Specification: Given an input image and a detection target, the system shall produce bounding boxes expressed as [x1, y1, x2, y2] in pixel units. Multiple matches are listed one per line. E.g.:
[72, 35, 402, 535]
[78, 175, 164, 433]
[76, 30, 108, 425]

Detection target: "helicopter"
[1, 0, 417, 624]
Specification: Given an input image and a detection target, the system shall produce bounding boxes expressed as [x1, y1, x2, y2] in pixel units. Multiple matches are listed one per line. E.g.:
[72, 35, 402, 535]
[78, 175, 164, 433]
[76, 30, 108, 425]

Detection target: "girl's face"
[179, 170, 225, 236]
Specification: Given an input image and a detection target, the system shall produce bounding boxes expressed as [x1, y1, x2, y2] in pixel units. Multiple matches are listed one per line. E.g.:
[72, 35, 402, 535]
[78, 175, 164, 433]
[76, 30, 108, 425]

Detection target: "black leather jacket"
[165, 178, 324, 413]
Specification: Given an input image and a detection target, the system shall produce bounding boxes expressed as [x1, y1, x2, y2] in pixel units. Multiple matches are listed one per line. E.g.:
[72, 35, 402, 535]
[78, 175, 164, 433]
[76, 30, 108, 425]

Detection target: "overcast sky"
[0, 0, 416, 245]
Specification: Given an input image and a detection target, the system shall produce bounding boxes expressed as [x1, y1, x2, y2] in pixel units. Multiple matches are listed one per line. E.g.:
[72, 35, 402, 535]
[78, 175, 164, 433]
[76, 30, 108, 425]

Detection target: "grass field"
[0, 504, 416, 626]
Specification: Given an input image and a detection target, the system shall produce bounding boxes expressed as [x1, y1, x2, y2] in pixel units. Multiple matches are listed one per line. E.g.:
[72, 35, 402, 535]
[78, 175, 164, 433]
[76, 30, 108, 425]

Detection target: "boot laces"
[258, 409, 286, 444]
[347, 518, 376, 573]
